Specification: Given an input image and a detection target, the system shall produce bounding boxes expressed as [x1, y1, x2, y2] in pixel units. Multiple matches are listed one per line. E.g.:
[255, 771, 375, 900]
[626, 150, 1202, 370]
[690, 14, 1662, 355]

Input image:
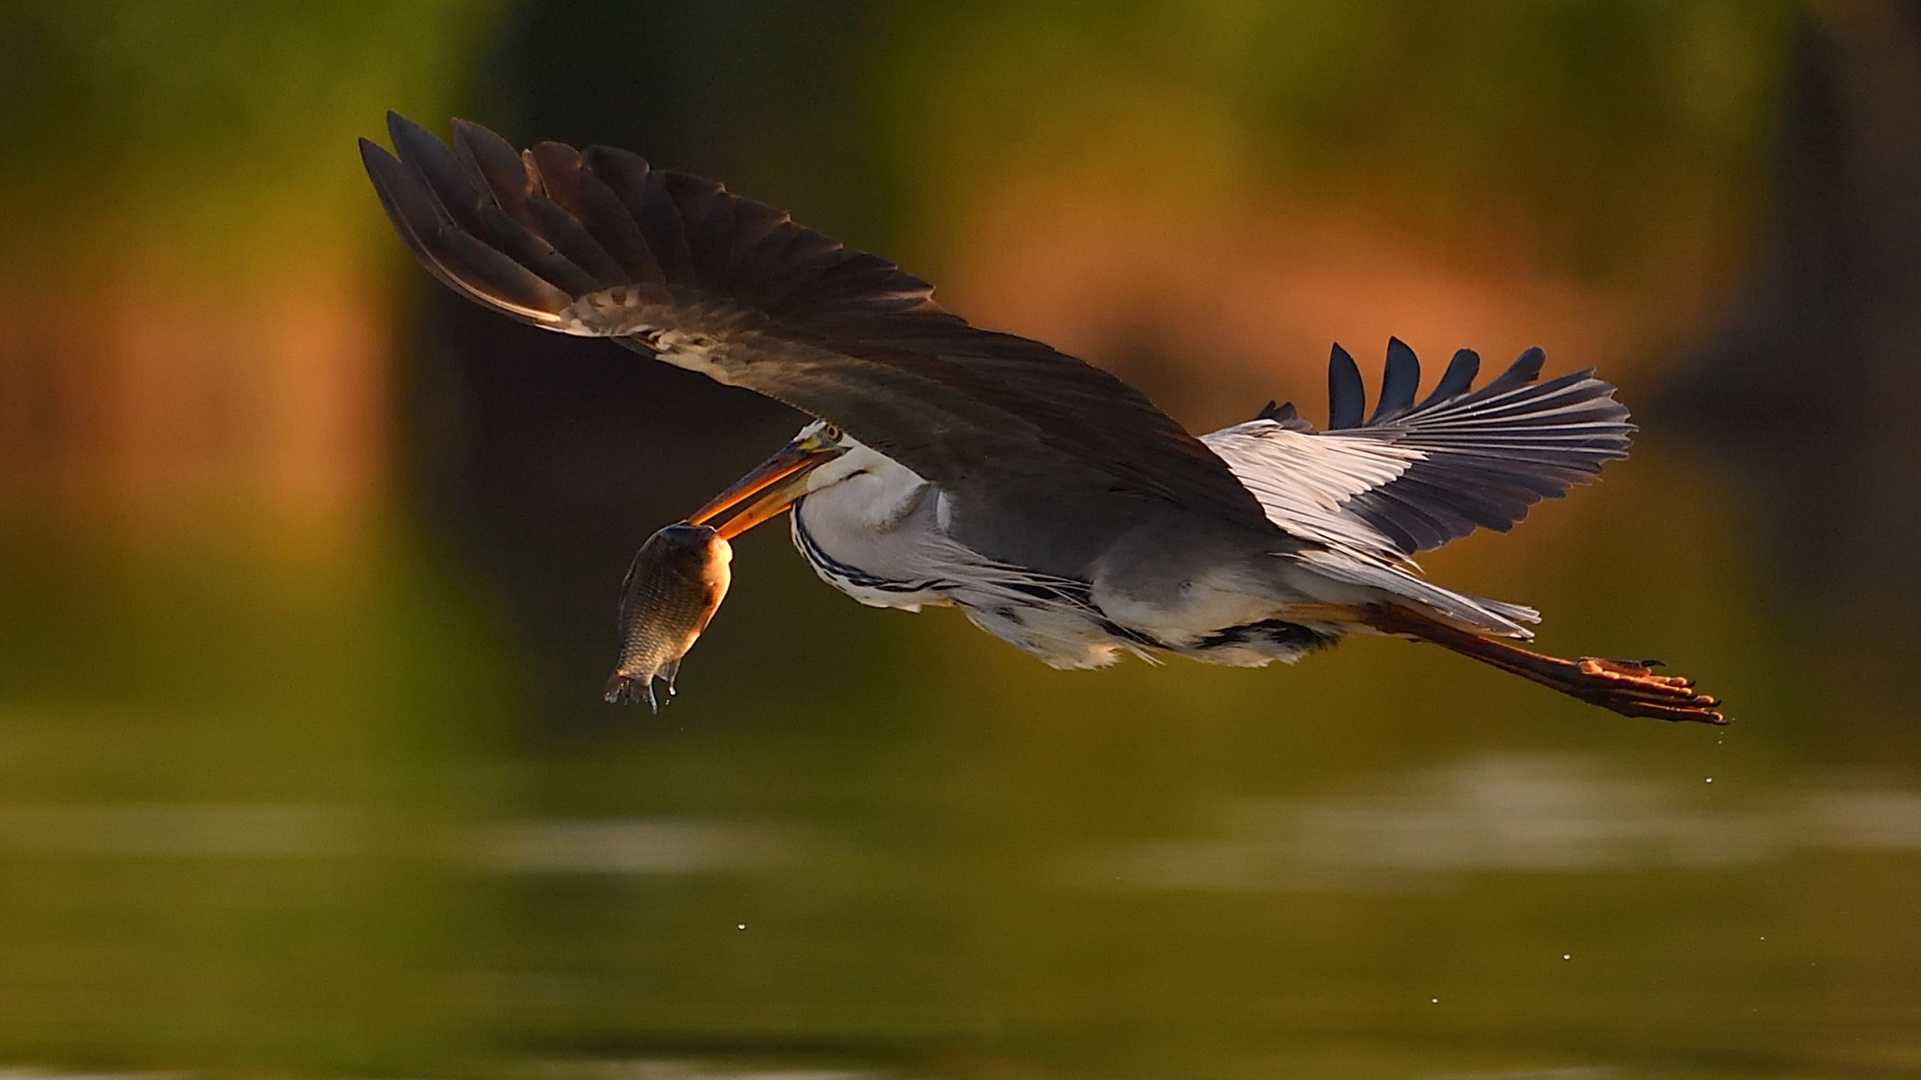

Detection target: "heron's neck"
[803, 447, 931, 532]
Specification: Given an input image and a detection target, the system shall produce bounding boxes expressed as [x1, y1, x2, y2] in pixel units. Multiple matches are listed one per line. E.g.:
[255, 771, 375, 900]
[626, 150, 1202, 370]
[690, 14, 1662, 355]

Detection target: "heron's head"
[789, 419, 912, 494]
[687, 418, 872, 539]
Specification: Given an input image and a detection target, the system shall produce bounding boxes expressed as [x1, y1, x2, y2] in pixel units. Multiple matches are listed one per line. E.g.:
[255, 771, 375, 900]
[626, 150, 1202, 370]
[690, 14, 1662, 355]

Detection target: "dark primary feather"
[360, 114, 1271, 539]
[1215, 338, 1633, 558]
[1317, 339, 1633, 553]
[1416, 348, 1482, 411]
[360, 128, 577, 321]
[1370, 337, 1421, 423]
[450, 120, 533, 215]
[1327, 344, 1366, 430]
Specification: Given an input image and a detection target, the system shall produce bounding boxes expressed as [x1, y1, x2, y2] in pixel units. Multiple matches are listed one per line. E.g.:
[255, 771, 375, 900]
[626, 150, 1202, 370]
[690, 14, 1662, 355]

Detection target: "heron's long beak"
[689, 442, 844, 540]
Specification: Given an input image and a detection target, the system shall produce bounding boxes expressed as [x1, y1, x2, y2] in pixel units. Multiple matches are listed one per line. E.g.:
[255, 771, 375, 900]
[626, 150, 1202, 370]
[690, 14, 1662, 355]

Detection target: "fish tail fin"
[603, 670, 660, 711]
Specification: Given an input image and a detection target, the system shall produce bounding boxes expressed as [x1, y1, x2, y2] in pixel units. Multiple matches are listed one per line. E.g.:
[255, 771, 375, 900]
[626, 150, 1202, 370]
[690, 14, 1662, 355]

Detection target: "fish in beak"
[605, 522, 733, 710]
[605, 430, 846, 708]
[688, 434, 846, 540]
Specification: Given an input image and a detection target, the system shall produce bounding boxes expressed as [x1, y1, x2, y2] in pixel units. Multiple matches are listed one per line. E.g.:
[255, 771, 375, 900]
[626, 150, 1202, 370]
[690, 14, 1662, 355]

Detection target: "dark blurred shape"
[464, 0, 890, 232]
[1667, 3, 1921, 686]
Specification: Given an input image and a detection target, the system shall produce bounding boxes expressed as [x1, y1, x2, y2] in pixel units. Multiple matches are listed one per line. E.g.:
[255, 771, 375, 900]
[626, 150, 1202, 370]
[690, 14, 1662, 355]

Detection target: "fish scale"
[604, 523, 733, 710]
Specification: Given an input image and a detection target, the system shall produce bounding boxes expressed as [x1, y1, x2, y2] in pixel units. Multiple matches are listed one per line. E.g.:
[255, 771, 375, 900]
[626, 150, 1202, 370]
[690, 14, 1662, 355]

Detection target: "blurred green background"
[4, 2, 1921, 1078]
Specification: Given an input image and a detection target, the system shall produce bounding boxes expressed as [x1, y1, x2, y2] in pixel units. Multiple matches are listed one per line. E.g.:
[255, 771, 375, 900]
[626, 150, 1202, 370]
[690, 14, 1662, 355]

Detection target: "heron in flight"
[360, 114, 1722, 723]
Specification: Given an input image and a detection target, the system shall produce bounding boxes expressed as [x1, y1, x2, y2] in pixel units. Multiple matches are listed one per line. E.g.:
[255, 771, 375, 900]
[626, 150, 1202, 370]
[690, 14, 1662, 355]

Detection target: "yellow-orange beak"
[689, 442, 845, 540]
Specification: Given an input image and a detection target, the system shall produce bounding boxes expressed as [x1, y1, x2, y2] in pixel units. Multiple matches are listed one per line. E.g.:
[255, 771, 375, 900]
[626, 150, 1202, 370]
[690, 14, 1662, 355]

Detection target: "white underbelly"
[949, 589, 1134, 670]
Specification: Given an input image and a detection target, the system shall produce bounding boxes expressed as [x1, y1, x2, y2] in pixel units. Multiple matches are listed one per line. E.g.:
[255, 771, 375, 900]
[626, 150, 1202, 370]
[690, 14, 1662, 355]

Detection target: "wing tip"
[360, 117, 577, 326]
[1372, 337, 1422, 423]
[1327, 342, 1366, 429]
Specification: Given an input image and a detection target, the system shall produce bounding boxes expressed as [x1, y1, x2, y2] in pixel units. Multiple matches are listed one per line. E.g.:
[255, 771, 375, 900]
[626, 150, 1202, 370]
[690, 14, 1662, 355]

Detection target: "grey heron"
[360, 114, 1722, 724]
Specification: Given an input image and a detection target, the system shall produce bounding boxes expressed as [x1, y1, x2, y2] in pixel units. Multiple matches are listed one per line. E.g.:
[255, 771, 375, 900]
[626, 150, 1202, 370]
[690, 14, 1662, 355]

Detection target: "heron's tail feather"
[1291, 549, 1539, 638]
[1362, 603, 1725, 724]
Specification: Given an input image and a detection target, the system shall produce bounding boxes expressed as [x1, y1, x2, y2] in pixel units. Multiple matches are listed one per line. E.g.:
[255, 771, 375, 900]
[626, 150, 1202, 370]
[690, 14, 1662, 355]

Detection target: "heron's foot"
[1361, 604, 1726, 724]
[1563, 656, 1724, 724]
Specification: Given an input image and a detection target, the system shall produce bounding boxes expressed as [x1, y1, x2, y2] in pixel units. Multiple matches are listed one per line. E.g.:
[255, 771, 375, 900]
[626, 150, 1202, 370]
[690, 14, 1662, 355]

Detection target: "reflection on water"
[0, 803, 353, 859]
[489, 819, 800, 875]
[1421, 1070, 1616, 1080]
[1089, 755, 1921, 891]
[536, 1061, 877, 1080]
[29, 754, 1913, 886]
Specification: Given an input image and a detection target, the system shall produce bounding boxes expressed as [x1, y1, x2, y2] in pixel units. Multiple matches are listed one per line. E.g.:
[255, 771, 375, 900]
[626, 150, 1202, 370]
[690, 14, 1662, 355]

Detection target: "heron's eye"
[822, 424, 842, 442]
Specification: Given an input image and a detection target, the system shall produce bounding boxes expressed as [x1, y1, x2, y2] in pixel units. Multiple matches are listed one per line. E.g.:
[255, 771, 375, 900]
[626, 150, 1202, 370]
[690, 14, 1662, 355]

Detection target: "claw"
[1573, 657, 1724, 723]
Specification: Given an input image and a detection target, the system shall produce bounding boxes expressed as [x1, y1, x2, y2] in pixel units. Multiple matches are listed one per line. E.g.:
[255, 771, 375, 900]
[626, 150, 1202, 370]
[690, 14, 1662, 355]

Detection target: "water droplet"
[1431, 998, 1439, 1004]
[1563, 954, 1571, 960]
[736, 924, 746, 931]
[1706, 778, 1714, 783]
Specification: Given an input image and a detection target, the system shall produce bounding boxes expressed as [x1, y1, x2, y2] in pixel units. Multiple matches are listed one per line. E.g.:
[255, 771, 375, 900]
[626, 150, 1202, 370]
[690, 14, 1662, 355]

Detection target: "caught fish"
[604, 522, 733, 710]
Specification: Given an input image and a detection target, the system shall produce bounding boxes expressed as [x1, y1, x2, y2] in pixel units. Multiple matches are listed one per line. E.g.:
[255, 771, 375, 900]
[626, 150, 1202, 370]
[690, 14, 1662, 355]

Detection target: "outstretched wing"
[360, 113, 1270, 534]
[1201, 338, 1633, 561]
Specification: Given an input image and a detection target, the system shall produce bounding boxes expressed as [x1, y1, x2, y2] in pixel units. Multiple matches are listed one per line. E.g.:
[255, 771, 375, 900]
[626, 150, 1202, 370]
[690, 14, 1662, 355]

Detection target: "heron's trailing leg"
[1362, 604, 1725, 724]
